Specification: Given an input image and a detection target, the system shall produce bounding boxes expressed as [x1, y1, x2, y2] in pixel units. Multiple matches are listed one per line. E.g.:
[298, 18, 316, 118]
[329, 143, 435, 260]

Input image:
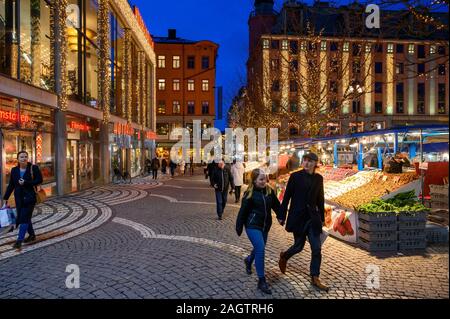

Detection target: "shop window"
[157, 123, 169, 135]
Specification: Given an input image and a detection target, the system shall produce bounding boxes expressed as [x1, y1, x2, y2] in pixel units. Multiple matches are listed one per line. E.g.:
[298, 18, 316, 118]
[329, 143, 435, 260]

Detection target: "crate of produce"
[358, 217, 397, 232]
[358, 228, 397, 241]
[358, 237, 397, 252]
[429, 184, 449, 196]
[398, 220, 426, 230]
[358, 211, 397, 222]
[398, 239, 426, 250]
[397, 211, 428, 222]
[398, 229, 426, 240]
[426, 223, 449, 243]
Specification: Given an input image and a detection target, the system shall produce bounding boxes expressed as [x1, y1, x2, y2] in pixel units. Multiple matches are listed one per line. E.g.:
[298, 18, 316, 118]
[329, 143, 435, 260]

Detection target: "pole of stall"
[358, 143, 364, 171]
[377, 147, 383, 170]
[420, 129, 424, 204]
[394, 132, 399, 154]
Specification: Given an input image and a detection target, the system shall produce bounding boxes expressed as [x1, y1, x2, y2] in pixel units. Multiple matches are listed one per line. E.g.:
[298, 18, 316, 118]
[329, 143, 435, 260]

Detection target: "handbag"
[31, 165, 47, 204]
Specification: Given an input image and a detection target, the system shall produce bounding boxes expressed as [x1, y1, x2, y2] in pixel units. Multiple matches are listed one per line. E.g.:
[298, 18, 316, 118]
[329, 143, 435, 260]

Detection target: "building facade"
[153, 29, 218, 157]
[247, 0, 449, 138]
[0, 0, 157, 197]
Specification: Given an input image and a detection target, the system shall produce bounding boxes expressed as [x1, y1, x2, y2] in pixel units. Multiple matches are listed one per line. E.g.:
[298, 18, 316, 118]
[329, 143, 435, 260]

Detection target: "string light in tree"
[97, 0, 111, 124]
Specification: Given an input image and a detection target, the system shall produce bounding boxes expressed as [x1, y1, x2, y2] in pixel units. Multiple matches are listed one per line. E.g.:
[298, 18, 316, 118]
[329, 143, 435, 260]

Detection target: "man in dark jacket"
[212, 160, 234, 220]
[151, 157, 160, 179]
[207, 160, 217, 187]
[277, 152, 329, 292]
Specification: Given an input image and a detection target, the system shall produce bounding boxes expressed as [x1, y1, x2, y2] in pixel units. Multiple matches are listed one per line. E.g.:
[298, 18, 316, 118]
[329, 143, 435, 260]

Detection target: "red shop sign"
[0, 110, 31, 123]
[70, 121, 91, 131]
[114, 123, 134, 136]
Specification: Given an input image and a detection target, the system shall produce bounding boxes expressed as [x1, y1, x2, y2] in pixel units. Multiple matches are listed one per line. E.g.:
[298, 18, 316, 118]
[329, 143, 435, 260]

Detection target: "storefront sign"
[0, 110, 31, 123]
[70, 121, 91, 132]
[145, 130, 157, 140]
[114, 123, 134, 136]
[133, 6, 154, 48]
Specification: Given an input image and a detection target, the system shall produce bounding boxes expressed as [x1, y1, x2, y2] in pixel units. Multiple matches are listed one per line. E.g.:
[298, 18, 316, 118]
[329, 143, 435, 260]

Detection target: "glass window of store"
[109, 10, 125, 116]
[67, 0, 98, 107]
[0, 94, 56, 197]
[66, 114, 101, 192]
[130, 129, 141, 178]
[0, 0, 53, 91]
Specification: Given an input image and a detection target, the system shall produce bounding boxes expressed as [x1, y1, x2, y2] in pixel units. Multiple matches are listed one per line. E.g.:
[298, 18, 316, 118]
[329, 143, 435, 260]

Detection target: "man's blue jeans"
[284, 223, 322, 277]
[245, 228, 268, 279]
[215, 190, 227, 217]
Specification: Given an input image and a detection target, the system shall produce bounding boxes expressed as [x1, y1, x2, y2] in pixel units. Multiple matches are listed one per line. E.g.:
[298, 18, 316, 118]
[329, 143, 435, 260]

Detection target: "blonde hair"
[245, 168, 273, 199]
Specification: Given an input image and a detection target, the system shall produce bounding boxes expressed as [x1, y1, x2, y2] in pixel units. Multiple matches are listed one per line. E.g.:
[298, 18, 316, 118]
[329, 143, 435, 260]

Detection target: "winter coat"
[212, 167, 234, 192]
[231, 162, 245, 187]
[151, 158, 160, 170]
[278, 170, 325, 235]
[3, 163, 43, 225]
[236, 187, 281, 235]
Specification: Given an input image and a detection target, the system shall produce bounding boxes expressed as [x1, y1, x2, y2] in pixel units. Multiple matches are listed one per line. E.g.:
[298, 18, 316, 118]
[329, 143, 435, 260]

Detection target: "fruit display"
[357, 190, 429, 214]
[324, 171, 376, 200]
[318, 167, 357, 182]
[332, 172, 419, 209]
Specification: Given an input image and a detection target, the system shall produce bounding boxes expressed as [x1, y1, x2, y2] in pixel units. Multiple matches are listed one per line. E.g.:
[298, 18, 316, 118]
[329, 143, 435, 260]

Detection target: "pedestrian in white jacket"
[231, 161, 246, 203]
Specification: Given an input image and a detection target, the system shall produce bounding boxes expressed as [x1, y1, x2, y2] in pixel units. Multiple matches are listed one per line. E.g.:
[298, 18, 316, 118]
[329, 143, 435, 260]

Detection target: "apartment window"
[330, 100, 338, 111]
[271, 59, 280, 71]
[396, 63, 404, 74]
[396, 83, 404, 113]
[375, 62, 383, 74]
[300, 42, 306, 51]
[330, 42, 338, 51]
[158, 79, 166, 90]
[290, 60, 298, 71]
[290, 102, 298, 113]
[375, 43, 383, 53]
[202, 56, 210, 69]
[438, 64, 446, 76]
[202, 101, 209, 115]
[330, 81, 338, 93]
[173, 79, 180, 91]
[157, 101, 166, 114]
[321, 41, 327, 52]
[438, 83, 446, 114]
[353, 61, 361, 74]
[172, 101, 181, 114]
[375, 101, 383, 114]
[187, 56, 195, 69]
[330, 59, 339, 73]
[417, 63, 425, 74]
[352, 43, 361, 56]
[365, 44, 371, 53]
[271, 40, 279, 49]
[187, 101, 195, 114]
[290, 81, 298, 92]
[343, 42, 349, 52]
[438, 46, 446, 55]
[158, 55, 166, 68]
[263, 39, 270, 49]
[290, 127, 299, 135]
[396, 44, 404, 54]
[173, 56, 180, 69]
[272, 101, 279, 113]
[272, 80, 280, 92]
[388, 43, 394, 53]
[282, 40, 289, 50]
[352, 100, 361, 113]
[202, 80, 209, 91]
[187, 80, 195, 91]
[408, 44, 415, 54]
[417, 83, 425, 114]
[290, 41, 298, 54]
[375, 82, 383, 93]
[157, 123, 169, 135]
[418, 45, 426, 59]
[430, 45, 436, 54]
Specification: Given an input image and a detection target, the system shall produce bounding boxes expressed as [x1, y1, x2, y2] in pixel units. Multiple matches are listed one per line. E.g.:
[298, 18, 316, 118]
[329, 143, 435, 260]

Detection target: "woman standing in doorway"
[2, 151, 43, 250]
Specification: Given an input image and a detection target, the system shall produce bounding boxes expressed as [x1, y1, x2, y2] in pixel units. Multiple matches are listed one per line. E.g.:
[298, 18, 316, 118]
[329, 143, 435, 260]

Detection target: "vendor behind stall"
[387, 152, 411, 173]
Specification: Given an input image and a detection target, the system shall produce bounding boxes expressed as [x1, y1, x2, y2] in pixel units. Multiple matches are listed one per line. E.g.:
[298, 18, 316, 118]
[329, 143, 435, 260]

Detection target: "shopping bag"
[36, 188, 47, 204]
[0, 207, 16, 228]
[320, 227, 329, 246]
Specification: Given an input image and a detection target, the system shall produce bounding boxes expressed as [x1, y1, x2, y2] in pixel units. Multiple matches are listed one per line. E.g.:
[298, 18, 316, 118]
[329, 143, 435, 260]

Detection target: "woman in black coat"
[236, 168, 282, 295]
[3, 151, 43, 250]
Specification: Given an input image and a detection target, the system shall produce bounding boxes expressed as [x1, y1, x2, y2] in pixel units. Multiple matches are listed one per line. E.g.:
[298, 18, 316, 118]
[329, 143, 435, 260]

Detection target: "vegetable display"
[357, 190, 430, 214]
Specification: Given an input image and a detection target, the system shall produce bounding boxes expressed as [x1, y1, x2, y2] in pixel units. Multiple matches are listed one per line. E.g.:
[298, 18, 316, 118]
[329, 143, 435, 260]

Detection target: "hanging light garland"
[136, 49, 141, 125]
[124, 27, 132, 123]
[140, 51, 147, 128]
[97, 0, 111, 124]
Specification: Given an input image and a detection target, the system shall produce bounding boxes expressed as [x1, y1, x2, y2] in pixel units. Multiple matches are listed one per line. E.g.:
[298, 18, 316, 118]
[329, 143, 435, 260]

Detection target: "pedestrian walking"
[145, 157, 152, 175]
[212, 160, 233, 220]
[2, 151, 43, 250]
[151, 157, 160, 179]
[169, 160, 177, 178]
[161, 158, 168, 175]
[231, 160, 246, 203]
[235, 168, 282, 294]
[190, 160, 195, 176]
[179, 160, 186, 175]
[277, 152, 329, 292]
[207, 160, 217, 187]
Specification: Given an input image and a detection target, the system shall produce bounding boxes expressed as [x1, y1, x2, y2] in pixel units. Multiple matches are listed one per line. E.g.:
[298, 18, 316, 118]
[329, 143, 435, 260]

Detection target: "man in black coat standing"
[277, 152, 329, 292]
[212, 160, 234, 220]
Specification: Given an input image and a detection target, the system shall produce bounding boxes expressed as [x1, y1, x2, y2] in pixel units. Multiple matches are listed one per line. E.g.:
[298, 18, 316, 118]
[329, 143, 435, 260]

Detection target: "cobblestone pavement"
[0, 171, 448, 299]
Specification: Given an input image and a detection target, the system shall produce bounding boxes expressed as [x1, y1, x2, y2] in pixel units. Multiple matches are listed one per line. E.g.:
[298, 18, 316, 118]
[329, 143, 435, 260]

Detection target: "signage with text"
[114, 123, 134, 136]
[0, 110, 31, 123]
[70, 121, 91, 131]
[133, 6, 154, 48]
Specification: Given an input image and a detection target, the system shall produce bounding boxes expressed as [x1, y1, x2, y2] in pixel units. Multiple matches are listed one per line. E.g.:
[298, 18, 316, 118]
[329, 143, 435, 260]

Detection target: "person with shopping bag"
[2, 151, 43, 250]
[235, 168, 282, 295]
[230, 160, 246, 203]
[277, 152, 329, 292]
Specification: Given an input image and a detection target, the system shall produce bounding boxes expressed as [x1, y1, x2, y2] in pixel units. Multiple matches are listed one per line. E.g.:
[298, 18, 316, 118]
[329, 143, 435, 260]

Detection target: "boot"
[12, 241, 22, 250]
[24, 235, 36, 244]
[244, 257, 252, 275]
[311, 276, 329, 292]
[257, 277, 272, 295]
[278, 252, 287, 274]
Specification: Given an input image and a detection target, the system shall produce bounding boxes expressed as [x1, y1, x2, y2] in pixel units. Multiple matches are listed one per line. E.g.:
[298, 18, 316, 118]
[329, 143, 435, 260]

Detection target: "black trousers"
[235, 186, 242, 202]
[152, 169, 158, 179]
